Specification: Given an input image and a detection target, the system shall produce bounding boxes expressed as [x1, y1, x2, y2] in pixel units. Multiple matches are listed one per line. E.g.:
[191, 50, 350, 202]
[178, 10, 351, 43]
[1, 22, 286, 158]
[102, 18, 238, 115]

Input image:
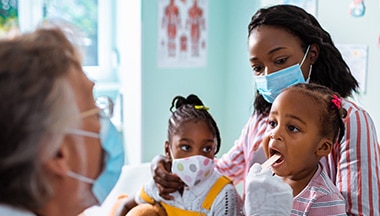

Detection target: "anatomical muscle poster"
[157, 0, 208, 68]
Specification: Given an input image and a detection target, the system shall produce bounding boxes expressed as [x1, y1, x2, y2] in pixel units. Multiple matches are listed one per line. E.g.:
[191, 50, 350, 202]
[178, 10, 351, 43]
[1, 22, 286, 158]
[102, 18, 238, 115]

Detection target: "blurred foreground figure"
[0, 25, 124, 216]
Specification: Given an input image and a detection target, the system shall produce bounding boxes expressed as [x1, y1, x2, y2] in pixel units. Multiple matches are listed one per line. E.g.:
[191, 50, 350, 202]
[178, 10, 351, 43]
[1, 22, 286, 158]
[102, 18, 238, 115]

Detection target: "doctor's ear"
[44, 142, 71, 177]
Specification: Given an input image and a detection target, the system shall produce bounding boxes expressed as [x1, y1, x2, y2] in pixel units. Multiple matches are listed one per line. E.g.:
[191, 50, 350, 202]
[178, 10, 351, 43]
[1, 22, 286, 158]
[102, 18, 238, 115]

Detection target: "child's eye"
[180, 145, 191, 151]
[268, 120, 277, 128]
[288, 125, 300, 132]
[202, 146, 213, 153]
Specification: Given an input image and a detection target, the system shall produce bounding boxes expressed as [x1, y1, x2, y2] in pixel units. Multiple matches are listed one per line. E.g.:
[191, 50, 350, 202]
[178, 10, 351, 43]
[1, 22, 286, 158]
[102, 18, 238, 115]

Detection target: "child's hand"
[244, 163, 293, 216]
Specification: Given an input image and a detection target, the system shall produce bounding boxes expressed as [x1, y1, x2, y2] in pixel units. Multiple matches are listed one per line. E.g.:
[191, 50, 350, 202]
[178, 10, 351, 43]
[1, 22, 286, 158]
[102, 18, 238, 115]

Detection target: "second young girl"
[116, 94, 243, 216]
[260, 83, 347, 215]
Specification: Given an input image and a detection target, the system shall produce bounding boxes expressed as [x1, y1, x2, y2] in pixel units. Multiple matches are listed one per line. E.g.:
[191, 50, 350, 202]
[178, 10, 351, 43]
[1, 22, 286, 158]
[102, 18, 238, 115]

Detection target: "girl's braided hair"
[168, 94, 221, 154]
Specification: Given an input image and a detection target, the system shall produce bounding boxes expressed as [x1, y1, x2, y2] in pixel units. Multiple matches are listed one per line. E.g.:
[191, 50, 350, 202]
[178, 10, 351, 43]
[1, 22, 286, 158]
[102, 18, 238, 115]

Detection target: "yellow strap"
[139, 176, 231, 215]
[201, 176, 232, 210]
[160, 202, 205, 216]
[139, 187, 155, 204]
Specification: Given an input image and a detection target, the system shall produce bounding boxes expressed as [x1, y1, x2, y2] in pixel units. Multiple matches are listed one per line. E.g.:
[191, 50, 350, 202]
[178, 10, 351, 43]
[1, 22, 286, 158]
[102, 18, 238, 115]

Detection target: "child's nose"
[269, 127, 283, 141]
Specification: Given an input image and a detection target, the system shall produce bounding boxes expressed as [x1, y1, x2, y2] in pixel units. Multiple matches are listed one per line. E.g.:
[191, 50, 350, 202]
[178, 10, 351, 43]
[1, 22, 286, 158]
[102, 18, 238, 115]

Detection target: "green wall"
[139, 0, 380, 162]
[140, 0, 260, 162]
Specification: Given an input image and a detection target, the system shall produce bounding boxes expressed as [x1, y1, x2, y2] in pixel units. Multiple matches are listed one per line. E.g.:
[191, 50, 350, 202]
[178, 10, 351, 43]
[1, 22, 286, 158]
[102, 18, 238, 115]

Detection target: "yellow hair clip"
[194, 105, 209, 111]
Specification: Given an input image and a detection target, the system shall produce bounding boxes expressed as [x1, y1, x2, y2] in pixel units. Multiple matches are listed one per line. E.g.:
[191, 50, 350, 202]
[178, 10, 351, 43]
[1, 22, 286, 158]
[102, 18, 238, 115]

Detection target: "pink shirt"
[215, 98, 380, 216]
[292, 164, 346, 215]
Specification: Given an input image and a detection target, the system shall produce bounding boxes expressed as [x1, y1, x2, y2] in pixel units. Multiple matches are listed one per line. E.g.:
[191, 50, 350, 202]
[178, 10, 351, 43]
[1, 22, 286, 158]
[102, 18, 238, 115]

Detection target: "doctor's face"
[64, 66, 103, 208]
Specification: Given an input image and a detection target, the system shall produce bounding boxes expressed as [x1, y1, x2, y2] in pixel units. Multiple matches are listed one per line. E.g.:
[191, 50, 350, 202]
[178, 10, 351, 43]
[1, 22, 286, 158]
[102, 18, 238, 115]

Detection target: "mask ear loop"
[300, 45, 311, 82]
[306, 64, 312, 83]
[300, 45, 311, 66]
[169, 148, 176, 160]
[67, 170, 96, 184]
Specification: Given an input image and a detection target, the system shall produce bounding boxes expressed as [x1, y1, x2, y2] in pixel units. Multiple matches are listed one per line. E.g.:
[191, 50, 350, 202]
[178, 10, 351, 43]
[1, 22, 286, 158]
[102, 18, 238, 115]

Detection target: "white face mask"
[171, 155, 214, 188]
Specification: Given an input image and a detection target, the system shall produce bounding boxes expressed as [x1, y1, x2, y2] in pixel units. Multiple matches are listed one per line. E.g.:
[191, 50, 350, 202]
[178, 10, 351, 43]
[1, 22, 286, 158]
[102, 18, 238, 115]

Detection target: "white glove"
[244, 163, 293, 216]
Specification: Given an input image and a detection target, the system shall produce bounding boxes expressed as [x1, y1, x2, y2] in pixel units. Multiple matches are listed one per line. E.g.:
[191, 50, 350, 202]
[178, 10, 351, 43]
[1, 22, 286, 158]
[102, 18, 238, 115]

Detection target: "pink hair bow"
[331, 94, 341, 109]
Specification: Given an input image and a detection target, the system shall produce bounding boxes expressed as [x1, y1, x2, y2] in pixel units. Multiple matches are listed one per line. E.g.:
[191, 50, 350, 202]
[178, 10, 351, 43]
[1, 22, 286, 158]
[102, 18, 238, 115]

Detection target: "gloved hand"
[244, 163, 293, 216]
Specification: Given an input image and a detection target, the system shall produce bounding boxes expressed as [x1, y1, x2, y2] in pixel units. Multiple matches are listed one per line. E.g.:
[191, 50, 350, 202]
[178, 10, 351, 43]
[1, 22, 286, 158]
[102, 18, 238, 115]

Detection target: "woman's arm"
[332, 101, 380, 215]
[215, 113, 267, 184]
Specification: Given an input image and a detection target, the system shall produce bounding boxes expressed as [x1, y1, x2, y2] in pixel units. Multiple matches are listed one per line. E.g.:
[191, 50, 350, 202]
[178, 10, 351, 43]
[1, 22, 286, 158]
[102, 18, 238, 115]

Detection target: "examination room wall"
[139, 0, 380, 162]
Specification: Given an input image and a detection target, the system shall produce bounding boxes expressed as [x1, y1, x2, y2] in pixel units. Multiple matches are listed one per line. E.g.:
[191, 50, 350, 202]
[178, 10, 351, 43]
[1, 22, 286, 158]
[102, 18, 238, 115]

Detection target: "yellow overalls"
[139, 176, 232, 216]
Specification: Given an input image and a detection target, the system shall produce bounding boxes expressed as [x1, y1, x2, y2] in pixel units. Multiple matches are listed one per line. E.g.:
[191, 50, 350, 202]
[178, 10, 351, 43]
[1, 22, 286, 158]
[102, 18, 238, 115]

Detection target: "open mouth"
[270, 149, 284, 164]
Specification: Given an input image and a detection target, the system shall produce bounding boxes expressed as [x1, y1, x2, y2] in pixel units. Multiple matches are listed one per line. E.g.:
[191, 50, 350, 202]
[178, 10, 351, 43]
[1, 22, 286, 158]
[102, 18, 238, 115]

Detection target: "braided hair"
[285, 83, 347, 144]
[168, 94, 221, 155]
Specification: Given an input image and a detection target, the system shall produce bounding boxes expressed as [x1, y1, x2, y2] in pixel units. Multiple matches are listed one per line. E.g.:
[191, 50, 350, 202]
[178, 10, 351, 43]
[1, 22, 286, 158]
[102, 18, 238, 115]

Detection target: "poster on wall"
[157, 0, 208, 68]
[261, 0, 317, 16]
[336, 44, 368, 93]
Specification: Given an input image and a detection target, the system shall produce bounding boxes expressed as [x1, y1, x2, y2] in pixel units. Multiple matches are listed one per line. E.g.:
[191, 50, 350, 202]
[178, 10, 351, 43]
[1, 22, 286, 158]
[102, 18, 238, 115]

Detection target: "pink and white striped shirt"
[215, 98, 380, 216]
[291, 164, 346, 215]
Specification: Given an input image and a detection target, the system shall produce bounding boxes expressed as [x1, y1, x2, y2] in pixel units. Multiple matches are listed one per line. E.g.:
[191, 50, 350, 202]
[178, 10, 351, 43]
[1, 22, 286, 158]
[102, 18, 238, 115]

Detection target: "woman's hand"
[151, 155, 184, 200]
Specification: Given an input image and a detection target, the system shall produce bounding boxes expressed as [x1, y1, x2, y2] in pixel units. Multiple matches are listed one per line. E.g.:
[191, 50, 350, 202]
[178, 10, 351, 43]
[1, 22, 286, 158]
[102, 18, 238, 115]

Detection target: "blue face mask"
[67, 117, 124, 204]
[254, 45, 311, 103]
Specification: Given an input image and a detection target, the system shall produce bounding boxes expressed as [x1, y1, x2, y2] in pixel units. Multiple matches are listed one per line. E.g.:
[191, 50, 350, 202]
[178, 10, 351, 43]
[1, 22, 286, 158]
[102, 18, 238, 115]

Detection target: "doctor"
[0, 25, 124, 216]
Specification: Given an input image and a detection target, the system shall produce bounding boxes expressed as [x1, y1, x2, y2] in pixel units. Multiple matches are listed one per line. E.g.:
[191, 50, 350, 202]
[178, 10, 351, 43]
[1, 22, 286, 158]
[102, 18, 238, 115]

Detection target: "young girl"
[116, 94, 244, 216]
[260, 83, 347, 215]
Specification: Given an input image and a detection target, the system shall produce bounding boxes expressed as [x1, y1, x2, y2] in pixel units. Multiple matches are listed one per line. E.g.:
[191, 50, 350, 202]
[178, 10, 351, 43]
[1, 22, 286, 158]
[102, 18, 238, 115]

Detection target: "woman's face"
[262, 90, 326, 181]
[248, 25, 311, 78]
[167, 120, 216, 160]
